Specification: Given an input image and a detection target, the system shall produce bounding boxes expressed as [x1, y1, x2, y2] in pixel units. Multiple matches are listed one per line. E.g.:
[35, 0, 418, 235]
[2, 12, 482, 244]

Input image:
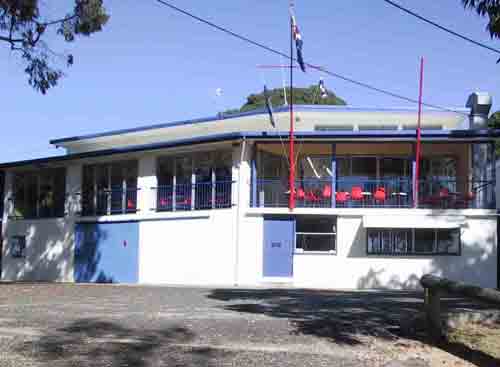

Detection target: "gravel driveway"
[0, 284, 495, 366]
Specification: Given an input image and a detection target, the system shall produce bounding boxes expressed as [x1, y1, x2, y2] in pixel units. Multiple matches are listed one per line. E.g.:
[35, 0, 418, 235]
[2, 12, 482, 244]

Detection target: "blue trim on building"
[3, 129, 500, 169]
[50, 105, 469, 145]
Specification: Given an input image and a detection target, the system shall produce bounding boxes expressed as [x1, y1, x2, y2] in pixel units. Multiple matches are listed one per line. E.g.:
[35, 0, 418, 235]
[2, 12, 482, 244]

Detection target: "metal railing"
[253, 178, 412, 208]
[81, 188, 139, 216]
[252, 178, 495, 209]
[417, 179, 495, 209]
[152, 181, 233, 212]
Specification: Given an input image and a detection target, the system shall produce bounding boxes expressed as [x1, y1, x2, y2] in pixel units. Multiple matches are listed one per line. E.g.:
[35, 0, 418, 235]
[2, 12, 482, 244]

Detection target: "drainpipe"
[233, 137, 246, 286]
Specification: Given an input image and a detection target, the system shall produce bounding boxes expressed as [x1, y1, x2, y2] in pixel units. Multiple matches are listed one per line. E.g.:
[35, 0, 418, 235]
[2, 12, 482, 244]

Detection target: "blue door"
[263, 218, 294, 277]
[74, 222, 139, 283]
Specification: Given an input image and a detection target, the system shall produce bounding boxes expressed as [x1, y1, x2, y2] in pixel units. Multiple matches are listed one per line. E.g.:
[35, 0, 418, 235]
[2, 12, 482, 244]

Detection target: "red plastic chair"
[305, 190, 320, 203]
[439, 187, 450, 198]
[127, 199, 135, 210]
[296, 188, 306, 200]
[351, 186, 363, 201]
[373, 187, 386, 202]
[322, 185, 332, 199]
[336, 191, 349, 204]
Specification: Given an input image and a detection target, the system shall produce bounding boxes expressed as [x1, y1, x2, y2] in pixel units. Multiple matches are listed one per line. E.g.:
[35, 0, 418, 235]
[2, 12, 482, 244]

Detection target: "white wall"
[139, 209, 236, 285]
[292, 215, 497, 289]
[2, 218, 75, 282]
[1, 169, 77, 282]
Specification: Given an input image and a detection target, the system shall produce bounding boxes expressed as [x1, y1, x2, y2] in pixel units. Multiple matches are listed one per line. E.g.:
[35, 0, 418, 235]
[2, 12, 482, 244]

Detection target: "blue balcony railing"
[252, 178, 495, 209]
[152, 181, 233, 212]
[418, 179, 494, 209]
[81, 188, 139, 216]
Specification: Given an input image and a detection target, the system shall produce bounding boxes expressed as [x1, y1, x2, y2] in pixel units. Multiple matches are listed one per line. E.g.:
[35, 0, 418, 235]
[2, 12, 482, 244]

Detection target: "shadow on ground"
[15, 319, 225, 367]
[208, 288, 500, 366]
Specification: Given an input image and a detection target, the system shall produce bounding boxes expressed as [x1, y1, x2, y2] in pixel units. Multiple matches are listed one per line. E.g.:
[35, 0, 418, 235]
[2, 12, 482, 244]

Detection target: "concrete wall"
[1, 169, 77, 282]
[291, 215, 497, 289]
[139, 210, 236, 285]
[2, 218, 75, 282]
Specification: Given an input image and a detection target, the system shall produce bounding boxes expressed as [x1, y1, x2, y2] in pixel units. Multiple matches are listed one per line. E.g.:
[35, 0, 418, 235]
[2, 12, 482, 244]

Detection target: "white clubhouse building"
[0, 92, 498, 289]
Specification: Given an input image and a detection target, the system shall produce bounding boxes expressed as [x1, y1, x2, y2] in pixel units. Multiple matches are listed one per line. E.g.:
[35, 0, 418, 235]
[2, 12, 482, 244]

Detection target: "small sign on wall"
[11, 236, 26, 258]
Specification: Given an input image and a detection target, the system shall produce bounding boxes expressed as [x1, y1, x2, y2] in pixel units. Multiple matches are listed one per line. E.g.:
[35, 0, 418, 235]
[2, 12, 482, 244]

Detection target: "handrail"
[420, 275, 500, 341]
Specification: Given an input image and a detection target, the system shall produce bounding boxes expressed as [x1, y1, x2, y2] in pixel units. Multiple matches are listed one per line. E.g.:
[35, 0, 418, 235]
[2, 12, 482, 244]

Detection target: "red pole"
[414, 57, 424, 208]
[289, 14, 295, 210]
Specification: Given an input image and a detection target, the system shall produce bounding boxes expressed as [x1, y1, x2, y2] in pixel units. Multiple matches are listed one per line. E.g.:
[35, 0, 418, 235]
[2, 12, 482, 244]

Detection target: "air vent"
[402, 125, 444, 131]
[315, 125, 353, 131]
[358, 125, 398, 131]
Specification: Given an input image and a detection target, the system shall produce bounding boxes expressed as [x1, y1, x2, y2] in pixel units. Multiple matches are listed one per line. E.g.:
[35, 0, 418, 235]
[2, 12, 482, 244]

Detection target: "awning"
[363, 215, 465, 229]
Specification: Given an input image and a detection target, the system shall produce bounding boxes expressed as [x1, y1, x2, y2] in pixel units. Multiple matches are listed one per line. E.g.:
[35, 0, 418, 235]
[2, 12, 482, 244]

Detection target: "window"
[11, 236, 26, 258]
[296, 216, 336, 253]
[13, 168, 66, 219]
[156, 151, 232, 212]
[367, 228, 460, 255]
[82, 161, 138, 216]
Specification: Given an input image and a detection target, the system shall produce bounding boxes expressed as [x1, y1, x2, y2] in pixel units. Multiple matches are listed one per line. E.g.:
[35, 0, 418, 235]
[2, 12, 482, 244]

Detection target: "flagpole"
[289, 6, 295, 211]
[414, 57, 424, 208]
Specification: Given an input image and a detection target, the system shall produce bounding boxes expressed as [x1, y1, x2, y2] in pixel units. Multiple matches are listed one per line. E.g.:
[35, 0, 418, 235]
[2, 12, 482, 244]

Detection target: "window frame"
[295, 216, 337, 254]
[81, 160, 139, 216]
[12, 168, 67, 220]
[10, 235, 26, 258]
[366, 228, 461, 256]
[155, 150, 233, 212]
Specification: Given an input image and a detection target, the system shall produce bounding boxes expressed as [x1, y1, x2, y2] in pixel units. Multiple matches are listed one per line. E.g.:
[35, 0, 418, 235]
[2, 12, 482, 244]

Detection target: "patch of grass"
[447, 322, 500, 360]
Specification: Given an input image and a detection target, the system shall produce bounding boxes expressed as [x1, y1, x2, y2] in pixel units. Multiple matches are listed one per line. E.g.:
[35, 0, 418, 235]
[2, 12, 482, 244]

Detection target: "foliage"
[0, 0, 109, 93]
[462, 0, 500, 39]
[225, 85, 346, 115]
[488, 110, 500, 128]
[488, 110, 500, 154]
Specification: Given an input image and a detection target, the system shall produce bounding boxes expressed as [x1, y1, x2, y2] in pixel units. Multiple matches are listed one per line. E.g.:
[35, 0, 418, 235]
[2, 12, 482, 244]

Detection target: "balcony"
[152, 181, 233, 212]
[81, 188, 139, 216]
[252, 178, 494, 209]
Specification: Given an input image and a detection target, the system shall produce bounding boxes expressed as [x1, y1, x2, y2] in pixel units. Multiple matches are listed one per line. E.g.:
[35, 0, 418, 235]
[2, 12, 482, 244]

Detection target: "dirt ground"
[0, 283, 498, 367]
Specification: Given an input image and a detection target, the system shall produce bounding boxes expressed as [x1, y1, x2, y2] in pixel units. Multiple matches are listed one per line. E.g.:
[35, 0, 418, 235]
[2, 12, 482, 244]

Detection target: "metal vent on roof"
[358, 125, 399, 131]
[402, 125, 444, 131]
[315, 125, 354, 131]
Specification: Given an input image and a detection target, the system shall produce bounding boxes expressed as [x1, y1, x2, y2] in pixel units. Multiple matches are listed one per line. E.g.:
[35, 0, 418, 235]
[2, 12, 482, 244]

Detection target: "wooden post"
[425, 287, 442, 342]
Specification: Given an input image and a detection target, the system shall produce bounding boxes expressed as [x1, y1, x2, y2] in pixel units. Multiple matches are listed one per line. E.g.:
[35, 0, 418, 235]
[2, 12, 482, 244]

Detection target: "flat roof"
[49, 105, 470, 145]
[2, 128, 498, 169]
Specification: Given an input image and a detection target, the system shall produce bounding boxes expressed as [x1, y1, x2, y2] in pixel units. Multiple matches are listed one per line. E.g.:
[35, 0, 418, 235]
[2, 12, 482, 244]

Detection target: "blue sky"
[1, 0, 499, 163]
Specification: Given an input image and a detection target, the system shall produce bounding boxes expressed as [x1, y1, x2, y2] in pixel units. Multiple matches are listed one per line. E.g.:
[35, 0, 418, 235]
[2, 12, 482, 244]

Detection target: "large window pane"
[368, 228, 460, 256]
[351, 157, 377, 180]
[295, 216, 336, 253]
[298, 156, 331, 180]
[13, 169, 66, 219]
[380, 158, 409, 178]
[414, 229, 435, 253]
[437, 229, 460, 254]
[82, 161, 137, 216]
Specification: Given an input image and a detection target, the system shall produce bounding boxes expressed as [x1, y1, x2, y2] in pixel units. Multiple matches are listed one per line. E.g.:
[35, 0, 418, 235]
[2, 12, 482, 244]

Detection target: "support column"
[331, 143, 336, 208]
[66, 164, 82, 217]
[472, 143, 490, 208]
[251, 146, 257, 208]
[412, 143, 417, 208]
[137, 155, 157, 213]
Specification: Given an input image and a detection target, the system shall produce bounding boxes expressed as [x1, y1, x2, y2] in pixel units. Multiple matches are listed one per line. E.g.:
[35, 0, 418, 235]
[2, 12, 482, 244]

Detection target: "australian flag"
[291, 14, 306, 72]
[264, 85, 276, 128]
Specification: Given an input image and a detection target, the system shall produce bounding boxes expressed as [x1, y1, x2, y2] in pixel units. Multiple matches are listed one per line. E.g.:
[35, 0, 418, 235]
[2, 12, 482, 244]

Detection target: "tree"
[488, 110, 500, 128]
[0, 0, 109, 94]
[462, 0, 500, 39]
[488, 110, 500, 154]
[225, 85, 346, 115]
